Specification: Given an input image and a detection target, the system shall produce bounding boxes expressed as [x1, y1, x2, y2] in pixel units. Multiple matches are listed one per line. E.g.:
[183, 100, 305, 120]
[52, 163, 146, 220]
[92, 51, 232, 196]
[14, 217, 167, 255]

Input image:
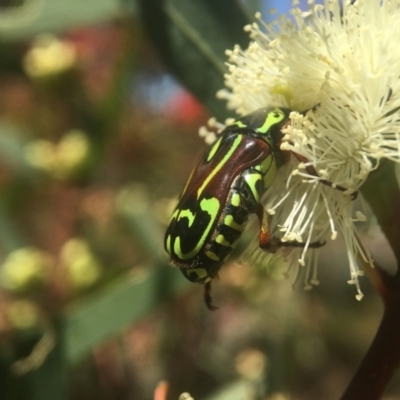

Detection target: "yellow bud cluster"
[23, 34, 76, 78]
[25, 130, 90, 180]
[61, 238, 101, 290]
[0, 247, 49, 292]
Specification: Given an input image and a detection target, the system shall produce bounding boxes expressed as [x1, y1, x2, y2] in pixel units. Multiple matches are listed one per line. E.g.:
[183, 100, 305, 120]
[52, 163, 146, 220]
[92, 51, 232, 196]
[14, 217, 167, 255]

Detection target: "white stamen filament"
[216, 0, 400, 299]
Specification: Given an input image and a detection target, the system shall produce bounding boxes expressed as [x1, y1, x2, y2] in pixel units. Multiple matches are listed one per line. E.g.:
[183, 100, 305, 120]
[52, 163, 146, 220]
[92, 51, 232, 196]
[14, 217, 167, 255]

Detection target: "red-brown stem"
[341, 260, 400, 400]
[341, 303, 400, 399]
[341, 159, 400, 399]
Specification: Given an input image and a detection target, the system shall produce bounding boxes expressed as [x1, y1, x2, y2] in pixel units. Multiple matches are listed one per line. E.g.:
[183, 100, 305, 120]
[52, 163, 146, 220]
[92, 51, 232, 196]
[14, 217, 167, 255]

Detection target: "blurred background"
[0, 0, 398, 399]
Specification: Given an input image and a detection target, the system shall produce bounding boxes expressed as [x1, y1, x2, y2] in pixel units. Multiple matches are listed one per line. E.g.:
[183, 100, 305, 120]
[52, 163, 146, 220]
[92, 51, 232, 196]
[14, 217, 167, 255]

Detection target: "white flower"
[216, 0, 400, 299]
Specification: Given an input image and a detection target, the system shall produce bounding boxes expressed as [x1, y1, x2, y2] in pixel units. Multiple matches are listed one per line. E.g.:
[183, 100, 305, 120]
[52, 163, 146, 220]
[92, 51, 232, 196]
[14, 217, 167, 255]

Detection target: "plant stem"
[341, 259, 400, 400]
[340, 159, 400, 398]
[341, 302, 400, 399]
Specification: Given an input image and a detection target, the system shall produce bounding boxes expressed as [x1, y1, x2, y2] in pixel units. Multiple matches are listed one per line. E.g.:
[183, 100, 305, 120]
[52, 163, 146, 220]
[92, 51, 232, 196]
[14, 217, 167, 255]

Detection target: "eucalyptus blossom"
[213, 0, 400, 299]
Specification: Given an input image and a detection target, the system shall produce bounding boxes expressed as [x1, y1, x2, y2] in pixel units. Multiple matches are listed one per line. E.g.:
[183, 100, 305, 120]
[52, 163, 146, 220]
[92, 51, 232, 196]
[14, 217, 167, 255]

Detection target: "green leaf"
[0, 121, 35, 177]
[63, 267, 188, 364]
[16, 335, 66, 400]
[138, 0, 252, 120]
[360, 160, 400, 266]
[0, 0, 125, 41]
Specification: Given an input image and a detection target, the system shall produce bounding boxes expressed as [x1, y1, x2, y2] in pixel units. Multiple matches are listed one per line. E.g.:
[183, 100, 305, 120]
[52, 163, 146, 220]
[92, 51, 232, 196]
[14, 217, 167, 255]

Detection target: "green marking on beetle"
[205, 250, 220, 261]
[244, 173, 262, 202]
[178, 208, 195, 227]
[232, 120, 246, 128]
[231, 193, 241, 207]
[222, 239, 240, 263]
[259, 155, 273, 175]
[216, 234, 231, 247]
[258, 109, 285, 134]
[197, 135, 243, 198]
[207, 137, 222, 162]
[169, 208, 179, 223]
[189, 268, 208, 280]
[173, 197, 220, 259]
[262, 157, 277, 189]
[200, 196, 220, 216]
[224, 214, 245, 231]
[165, 234, 171, 254]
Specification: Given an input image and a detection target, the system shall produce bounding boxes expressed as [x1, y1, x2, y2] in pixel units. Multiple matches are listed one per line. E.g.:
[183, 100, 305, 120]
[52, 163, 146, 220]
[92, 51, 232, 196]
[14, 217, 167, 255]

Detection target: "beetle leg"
[291, 152, 358, 200]
[204, 281, 218, 311]
[256, 204, 281, 253]
[257, 203, 325, 251]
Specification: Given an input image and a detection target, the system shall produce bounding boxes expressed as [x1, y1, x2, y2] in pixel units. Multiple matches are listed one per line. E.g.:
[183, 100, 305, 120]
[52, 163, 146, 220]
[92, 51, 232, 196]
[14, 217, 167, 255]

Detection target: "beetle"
[164, 107, 353, 310]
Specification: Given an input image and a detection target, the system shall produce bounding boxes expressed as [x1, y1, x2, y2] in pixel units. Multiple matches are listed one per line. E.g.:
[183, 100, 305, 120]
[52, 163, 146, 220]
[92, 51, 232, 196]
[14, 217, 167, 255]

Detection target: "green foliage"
[0, 0, 124, 41]
[138, 0, 251, 119]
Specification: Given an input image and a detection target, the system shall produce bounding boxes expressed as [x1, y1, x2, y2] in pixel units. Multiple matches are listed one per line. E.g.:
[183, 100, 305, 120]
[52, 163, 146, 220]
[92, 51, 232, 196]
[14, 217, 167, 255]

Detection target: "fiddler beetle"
[164, 107, 354, 310]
